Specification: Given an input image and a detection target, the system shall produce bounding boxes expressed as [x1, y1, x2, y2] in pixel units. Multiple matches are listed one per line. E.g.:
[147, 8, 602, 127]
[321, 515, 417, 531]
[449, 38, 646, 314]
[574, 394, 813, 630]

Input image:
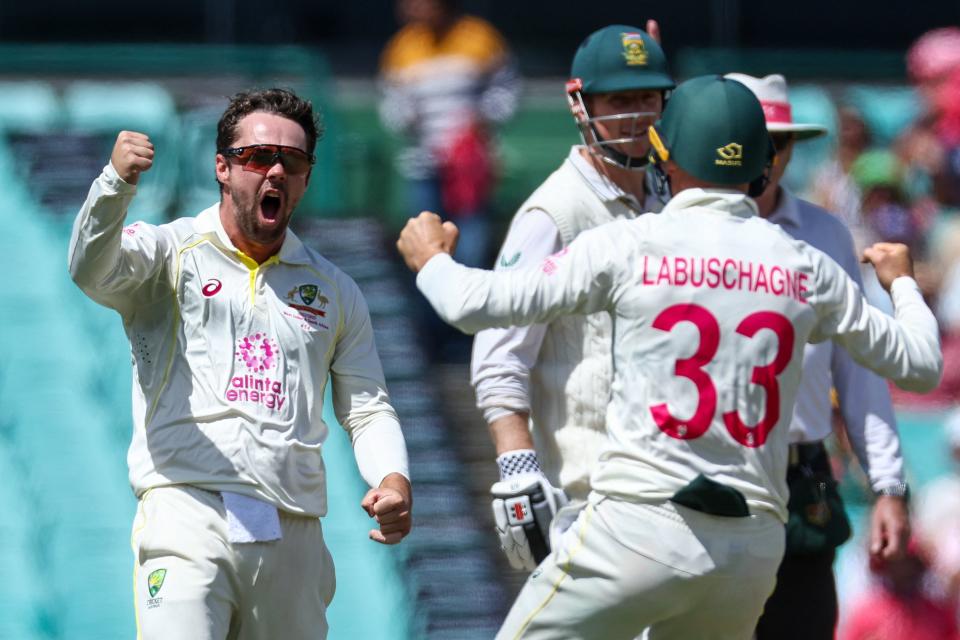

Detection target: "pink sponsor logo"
[225, 374, 287, 411]
[236, 333, 278, 372]
[228, 333, 286, 411]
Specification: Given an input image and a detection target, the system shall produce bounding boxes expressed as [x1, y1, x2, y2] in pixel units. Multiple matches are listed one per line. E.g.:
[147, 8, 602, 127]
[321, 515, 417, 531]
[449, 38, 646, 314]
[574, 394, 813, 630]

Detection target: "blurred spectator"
[840, 537, 959, 640]
[849, 150, 923, 251]
[916, 410, 960, 602]
[808, 104, 873, 244]
[900, 27, 960, 209]
[378, 0, 520, 268]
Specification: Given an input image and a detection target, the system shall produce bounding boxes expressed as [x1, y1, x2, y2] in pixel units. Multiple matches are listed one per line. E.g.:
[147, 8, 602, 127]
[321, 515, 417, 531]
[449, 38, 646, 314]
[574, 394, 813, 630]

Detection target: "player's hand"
[396, 211, 459, 273]
[111, 131, 154, 185]
[646, 19, 662, 43]
[869, 494, 910, 562]
[491, 472, 568, 571]
[361, 472, 412, 545]
[862, 242, 914, 291]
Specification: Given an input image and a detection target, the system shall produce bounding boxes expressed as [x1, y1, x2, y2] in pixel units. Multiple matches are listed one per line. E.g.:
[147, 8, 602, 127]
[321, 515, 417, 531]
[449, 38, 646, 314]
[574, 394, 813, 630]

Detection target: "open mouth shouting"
[260, 190, 284, 225]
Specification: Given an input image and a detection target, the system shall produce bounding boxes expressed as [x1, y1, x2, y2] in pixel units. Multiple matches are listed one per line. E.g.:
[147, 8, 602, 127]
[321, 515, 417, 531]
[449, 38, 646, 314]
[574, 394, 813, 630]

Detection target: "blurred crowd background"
[1, 1, 960, 638]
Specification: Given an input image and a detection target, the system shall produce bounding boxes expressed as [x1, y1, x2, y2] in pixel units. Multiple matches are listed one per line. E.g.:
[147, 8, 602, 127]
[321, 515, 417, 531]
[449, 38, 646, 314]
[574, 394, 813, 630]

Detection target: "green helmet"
[566, 25, 675, 170]
[570, 25, 674, 93]
[648, 75, 774, 185]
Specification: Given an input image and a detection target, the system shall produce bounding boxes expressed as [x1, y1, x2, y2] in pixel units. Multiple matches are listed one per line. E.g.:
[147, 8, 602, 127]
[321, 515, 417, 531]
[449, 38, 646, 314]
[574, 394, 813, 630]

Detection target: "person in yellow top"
[379, 0, 520, 270]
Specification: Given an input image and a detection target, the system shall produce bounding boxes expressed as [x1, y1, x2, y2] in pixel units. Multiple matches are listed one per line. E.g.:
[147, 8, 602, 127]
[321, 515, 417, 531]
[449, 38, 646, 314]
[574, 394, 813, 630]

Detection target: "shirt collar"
[660, 188, 759, 219]
[567, 146, 644, 209]
[195, 204, 313, 265]
[765, 187, 801, 229]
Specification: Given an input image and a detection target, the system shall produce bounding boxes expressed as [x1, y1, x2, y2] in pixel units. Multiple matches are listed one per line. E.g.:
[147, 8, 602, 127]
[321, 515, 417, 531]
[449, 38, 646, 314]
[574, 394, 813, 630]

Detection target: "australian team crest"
[621, 32, 648, 66]
[284, 283, 329, 321]
[148, 568, 167, 597]
[298, 284, 318, 306]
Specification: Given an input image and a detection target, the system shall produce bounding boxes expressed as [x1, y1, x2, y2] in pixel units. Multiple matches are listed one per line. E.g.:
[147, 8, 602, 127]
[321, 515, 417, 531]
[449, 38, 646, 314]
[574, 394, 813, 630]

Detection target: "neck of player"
[582, 147, 649, 204]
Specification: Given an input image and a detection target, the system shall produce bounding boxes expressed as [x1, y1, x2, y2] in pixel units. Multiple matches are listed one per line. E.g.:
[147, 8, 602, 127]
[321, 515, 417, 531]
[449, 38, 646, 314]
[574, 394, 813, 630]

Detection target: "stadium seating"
[0, 81, 61, 133]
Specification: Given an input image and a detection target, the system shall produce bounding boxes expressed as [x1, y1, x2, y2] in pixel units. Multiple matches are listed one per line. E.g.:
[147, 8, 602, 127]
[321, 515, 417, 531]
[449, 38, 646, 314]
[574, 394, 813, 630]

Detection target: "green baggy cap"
[648, 75, 773, 185]
[571, 25, 674, 93]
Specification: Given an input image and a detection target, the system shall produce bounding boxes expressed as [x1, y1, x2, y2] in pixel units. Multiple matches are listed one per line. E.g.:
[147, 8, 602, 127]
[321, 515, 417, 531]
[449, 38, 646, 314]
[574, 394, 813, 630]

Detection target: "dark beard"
[231, 187, 287, 246]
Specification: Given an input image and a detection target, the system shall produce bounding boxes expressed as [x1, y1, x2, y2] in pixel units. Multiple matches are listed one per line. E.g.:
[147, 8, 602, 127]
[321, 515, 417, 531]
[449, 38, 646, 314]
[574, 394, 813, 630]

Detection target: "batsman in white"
[398, 75, 942, 639]
[471, 22, 675, 571]
[68, 88, 412, 640]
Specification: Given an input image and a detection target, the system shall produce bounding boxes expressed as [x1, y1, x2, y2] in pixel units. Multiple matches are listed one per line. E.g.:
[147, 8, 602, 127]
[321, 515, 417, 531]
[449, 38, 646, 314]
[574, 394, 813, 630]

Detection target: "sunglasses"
[218, 144, 315, 175]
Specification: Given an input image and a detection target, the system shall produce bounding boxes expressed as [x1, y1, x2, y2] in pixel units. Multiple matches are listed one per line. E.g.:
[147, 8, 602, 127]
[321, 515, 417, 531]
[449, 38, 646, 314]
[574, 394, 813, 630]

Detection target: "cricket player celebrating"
[472, 23, 674, 570]
[68, 89, 411, 640]
[398, 76, 942, 639]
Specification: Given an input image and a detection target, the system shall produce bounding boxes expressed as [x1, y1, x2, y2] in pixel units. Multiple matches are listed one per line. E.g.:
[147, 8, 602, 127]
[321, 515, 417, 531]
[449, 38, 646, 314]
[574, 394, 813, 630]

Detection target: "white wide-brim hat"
[724, 73, 828, 141]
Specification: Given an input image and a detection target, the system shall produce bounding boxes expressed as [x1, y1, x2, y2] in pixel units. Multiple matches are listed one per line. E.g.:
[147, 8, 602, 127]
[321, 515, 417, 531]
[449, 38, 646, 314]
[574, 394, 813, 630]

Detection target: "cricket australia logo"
[715, 142, 744, 167]
[285, 283, 329, 317]
[146, 568, 166, 609]
[236, 333, 278, 372]
[621, 32, 648, 66]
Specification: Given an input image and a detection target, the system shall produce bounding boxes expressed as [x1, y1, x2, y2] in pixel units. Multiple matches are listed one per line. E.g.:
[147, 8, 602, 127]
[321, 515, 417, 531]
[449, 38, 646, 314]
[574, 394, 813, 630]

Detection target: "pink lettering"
[706, 258, 722, 288]
[656, 257, 672, 285]
[797, 273, 809, 304]
[738, 260, 754, 290]
[674, 257, 688, 286]
[689, 258, 705, 287]
[770, 267, 784, 295]
[754, 264, 769, 294]
[722, 259, 738, 289]
[642, 256, 655, 285]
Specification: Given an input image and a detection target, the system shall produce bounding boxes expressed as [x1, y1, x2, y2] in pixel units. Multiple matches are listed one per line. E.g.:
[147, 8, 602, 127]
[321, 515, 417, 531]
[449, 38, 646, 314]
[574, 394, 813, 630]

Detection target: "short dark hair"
[216, 88, 323, 156]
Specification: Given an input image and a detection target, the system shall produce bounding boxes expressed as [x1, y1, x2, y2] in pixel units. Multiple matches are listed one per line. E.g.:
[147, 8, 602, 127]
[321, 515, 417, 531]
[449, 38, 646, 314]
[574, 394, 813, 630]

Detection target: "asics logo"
[202, 279, 222, 297]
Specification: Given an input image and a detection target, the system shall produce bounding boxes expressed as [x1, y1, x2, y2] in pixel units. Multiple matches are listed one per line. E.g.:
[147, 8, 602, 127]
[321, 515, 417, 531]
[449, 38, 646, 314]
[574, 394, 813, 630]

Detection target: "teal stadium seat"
[0, 81, 62, 133]
[843, 84, 921, 147]
[0, 195, 135, 638]
[782, 84, 838, 194]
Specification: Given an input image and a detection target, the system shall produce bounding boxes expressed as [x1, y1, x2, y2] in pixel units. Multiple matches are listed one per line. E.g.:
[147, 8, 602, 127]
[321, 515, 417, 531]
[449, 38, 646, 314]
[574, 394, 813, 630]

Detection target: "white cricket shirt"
[69, 164, 409, 517]
[418, 188, 941, 521]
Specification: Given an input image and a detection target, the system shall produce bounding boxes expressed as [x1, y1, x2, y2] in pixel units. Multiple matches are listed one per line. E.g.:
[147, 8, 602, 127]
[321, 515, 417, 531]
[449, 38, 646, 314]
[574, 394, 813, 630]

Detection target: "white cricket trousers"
[497, 496, 785, 640]
[131, 485, 336, 640]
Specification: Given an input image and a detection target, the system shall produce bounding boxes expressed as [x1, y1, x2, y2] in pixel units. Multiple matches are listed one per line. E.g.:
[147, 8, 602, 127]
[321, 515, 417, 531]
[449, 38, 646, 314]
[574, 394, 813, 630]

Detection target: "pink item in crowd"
[907, 27, 960, 82]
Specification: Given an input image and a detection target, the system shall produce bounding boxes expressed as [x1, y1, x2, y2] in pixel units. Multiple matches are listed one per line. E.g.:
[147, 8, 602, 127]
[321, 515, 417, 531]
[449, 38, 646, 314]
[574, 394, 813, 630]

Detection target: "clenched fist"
[361, 472, 412, 545]
[396, 211, 459, 273]
[862, 242, 914, 292]
[111, 130, 154, 185]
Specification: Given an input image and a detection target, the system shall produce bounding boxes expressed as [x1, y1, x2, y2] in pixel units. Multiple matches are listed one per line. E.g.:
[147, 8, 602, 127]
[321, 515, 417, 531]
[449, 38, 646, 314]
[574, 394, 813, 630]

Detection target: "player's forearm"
[489, 412, 534, 455]
[834, 355, 905, 491]
[827, 275, 942, 393]
[351, 414, 410, 489]
[68, 163, 136, 290]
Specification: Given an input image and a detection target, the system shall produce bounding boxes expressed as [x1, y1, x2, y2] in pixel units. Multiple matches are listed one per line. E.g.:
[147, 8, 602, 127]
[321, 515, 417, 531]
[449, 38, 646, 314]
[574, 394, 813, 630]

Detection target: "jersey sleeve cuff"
[103, 162, 138, 196]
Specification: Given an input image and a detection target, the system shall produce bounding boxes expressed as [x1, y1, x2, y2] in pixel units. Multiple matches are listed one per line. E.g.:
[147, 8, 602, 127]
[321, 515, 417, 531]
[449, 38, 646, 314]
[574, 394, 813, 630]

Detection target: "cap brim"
[586, 71, 675, 93]
[767, 123, 828, 140]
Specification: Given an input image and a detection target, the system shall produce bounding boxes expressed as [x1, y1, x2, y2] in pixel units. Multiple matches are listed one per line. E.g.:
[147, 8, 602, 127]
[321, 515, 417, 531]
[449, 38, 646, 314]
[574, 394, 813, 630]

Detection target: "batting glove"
[490, 449, 568, 571]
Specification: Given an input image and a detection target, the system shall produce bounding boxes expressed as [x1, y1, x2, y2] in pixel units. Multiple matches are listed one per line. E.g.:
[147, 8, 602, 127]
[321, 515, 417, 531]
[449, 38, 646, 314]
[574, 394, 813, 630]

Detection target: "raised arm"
[811, 242, 942, 393]
[67, 131, 168, 315]
[398, 212, 620, 335]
